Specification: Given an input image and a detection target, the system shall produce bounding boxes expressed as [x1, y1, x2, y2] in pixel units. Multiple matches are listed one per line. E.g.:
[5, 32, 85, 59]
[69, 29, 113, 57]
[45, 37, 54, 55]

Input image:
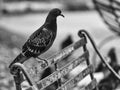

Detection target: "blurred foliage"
[0, 0, 93, 15]
[0, 59, 15, 90]
[63, 0, 90, 11]
[0, 45, 16, 90]
[0, 26, 26, 49]
[0, 26, 26, 90]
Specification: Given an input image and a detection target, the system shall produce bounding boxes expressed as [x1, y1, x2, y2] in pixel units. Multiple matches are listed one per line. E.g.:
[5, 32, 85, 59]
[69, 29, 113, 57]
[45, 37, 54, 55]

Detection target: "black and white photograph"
[0, 0, 120, 90]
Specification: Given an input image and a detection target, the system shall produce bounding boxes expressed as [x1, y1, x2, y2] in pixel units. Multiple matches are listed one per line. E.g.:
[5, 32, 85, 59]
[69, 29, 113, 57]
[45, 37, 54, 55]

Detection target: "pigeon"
[9, 8, 64, 69]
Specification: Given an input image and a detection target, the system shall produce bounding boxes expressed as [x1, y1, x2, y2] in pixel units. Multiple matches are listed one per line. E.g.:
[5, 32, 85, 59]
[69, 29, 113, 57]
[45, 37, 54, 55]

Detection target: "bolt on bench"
[10, 30, 120, 90]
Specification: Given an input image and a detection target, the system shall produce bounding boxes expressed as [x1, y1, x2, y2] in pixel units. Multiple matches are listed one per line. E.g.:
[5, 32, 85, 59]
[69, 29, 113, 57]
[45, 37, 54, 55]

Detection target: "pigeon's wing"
[22, 28, 53, 55]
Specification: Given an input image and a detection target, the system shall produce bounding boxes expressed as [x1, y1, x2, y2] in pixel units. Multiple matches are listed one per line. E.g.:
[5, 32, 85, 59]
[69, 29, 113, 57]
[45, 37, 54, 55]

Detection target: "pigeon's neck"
[46, 14, 57, 23]
[45, 15, 57, 31]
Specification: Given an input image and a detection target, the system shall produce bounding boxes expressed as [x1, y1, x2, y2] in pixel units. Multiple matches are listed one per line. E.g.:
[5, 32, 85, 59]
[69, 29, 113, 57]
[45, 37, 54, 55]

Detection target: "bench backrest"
[13, 32, 98, 90]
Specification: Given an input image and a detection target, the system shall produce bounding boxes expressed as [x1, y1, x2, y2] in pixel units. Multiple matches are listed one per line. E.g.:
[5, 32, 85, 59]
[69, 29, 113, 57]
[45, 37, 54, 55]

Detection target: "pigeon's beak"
[60, 13, 65, 18]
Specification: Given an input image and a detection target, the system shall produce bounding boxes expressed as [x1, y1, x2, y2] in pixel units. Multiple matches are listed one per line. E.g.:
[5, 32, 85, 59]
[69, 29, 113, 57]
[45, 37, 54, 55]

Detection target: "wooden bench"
[93, 0, 120, 35]
[10, 30, 120, 90]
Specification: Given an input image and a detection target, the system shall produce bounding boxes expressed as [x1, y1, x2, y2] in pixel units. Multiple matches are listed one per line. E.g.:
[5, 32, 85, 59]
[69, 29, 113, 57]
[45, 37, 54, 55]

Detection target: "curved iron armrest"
[11, 63, 37, 90]
[78, 29, 120, 80]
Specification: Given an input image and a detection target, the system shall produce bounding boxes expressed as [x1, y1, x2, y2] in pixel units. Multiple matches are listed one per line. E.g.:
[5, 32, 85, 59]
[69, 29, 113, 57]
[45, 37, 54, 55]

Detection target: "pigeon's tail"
[9, 53, 28, 68]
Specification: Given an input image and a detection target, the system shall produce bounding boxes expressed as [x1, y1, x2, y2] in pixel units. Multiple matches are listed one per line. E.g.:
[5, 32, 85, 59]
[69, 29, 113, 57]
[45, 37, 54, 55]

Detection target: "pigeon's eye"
[56, 10, 61, 15]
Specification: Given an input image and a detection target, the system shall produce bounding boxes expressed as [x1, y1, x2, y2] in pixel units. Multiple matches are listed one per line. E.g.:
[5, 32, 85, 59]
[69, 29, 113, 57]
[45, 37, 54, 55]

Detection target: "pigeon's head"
[49, 8, 64, 18]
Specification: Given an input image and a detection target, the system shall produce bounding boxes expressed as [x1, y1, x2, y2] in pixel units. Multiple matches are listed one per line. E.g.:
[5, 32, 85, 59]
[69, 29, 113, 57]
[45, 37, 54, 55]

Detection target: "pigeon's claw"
[37, 57, 48, 68]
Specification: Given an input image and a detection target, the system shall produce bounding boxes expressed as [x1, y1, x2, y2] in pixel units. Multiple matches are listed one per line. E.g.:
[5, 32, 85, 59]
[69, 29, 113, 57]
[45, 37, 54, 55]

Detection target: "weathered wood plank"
[57, 65, 94, 90]
[47, 37, 87, 65]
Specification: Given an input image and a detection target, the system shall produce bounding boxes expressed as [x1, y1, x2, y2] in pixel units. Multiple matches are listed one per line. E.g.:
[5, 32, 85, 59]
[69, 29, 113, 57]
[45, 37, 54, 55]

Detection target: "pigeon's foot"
[37, 57, 48, 68]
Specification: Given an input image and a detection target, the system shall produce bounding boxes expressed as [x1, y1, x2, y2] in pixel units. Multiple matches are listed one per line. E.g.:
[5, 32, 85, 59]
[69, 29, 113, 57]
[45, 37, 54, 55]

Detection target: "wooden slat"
[57, 65, 94, 90]
[47, 37, 87, 65]
[80, 79, 97, 90]
[26, 51, 89, 90]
